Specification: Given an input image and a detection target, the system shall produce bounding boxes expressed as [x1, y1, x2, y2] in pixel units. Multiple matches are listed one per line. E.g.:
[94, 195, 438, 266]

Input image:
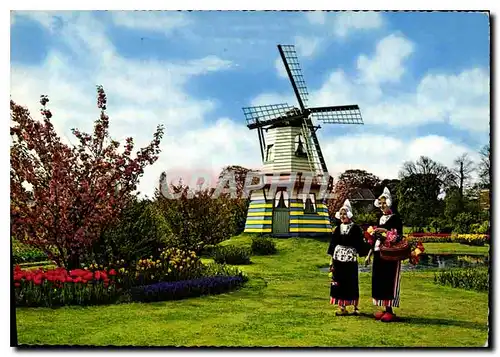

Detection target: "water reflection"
[319, 254, 489, 273]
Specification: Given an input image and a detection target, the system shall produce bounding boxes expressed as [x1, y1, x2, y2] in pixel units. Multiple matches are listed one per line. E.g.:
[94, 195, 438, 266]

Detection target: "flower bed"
[130, 275, 247, 302]
[14, 266, 121, 307]
[13, 246, 250, 307]
[406, 233, 489, 245]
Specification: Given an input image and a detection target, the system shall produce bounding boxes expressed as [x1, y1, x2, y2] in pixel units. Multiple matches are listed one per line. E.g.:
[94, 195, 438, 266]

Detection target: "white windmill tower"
[241, 44, 364, 237]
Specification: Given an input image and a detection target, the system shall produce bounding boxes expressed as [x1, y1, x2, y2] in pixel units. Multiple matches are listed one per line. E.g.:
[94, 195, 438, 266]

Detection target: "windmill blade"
[302, 117, 329, 175]
[242, 103, 299, 129]
[310, 104, 364, 125]
[278, 45, 309, 111]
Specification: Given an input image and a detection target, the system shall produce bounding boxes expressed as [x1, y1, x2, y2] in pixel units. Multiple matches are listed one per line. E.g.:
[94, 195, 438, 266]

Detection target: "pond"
[319, 253, 489, 273]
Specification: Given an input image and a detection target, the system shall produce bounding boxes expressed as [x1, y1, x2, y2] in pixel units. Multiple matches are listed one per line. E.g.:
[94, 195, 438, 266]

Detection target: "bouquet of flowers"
[364, 226, 377, 246]
[383, 228, 399, 247]
[409, 241, 425, 265]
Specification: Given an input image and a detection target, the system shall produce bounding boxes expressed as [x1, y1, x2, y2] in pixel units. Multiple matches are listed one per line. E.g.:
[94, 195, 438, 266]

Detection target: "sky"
[10, 10, 490, 198]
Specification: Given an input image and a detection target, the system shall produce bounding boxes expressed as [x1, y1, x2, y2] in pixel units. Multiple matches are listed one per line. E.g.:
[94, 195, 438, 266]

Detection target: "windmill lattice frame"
[242, 44, 364, 176]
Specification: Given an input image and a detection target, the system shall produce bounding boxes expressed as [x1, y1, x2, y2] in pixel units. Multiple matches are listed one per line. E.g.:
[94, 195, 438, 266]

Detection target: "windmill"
[241, 44, 364, 237]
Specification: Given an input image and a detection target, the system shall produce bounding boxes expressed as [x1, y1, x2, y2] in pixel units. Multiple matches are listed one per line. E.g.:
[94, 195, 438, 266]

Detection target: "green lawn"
[15, 236, 489, 347]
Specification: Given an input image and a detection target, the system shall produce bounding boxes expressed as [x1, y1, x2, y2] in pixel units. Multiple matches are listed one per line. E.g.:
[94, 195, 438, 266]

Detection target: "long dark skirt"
[330, 260, 359, 306]
[372, 251, 402, 307]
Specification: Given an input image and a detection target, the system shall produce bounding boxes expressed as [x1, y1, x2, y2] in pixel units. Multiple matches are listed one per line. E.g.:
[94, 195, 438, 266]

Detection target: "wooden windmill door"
[273, 190, 290, 234]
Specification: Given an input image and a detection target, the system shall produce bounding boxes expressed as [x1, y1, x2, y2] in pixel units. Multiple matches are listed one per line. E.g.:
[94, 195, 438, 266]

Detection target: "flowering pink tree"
[10, 86, 164, 269]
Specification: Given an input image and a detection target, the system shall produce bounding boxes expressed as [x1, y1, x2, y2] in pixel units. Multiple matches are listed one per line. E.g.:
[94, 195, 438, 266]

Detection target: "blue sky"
[10, 11, 490, 197]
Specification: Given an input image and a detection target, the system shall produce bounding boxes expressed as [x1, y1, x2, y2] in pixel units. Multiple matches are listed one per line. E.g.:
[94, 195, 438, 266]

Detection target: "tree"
[10, 86, 164, 269]
[87, 198, 170, 265]
[156, 183, 236, 253]
[338, 169, 381, 190]
[397, 173, 442, 231]
[217, 165, 256, 235]
[399, 156, 454, 192]
[478, 144, 491, 189]
[326, 178, 354, 224]
[449, 153, 475, 202]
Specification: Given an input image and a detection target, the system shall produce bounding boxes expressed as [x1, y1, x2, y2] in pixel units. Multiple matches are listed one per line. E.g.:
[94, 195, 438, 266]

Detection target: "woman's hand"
[329, 265, 335, 273]
[364, 257, 372, 266]
[374, 228, 388, 233]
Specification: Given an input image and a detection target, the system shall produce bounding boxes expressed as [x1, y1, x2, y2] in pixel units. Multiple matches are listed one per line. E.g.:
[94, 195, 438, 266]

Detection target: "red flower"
[108, 269, 117, 276]
[14, 282, 20, 287]
[94, 271, 101, 280]
[69, 269, 87, 278]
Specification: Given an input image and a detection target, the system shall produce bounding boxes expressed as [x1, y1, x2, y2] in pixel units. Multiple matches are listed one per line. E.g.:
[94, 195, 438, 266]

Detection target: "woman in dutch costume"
[365, 187, 403, 322]
[327, 200, 369, 316]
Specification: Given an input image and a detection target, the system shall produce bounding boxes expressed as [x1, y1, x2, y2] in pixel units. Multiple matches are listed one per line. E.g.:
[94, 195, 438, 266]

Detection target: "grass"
[15, 235, 489, 347]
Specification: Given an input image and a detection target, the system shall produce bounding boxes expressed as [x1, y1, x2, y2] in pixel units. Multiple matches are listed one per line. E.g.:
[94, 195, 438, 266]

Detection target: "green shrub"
[230, 198, 250, 236]
[251, 237, 277, 255]
[199, 244, 217, 258]
[470, 221, 489, 234]
[12, 239, 49, 264]
[434, 267, 489, 292]
[212, 246, 251, 265]
[356, 211, 378, 226]
[87, 199, 169, 266]
[452, 212, 476, 234]
[157, 187, 236, 253]
[201, 262, 248, 281]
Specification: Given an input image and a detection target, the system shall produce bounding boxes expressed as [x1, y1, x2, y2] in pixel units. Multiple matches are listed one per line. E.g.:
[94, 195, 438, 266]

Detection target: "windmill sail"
[301, 118, 328, 176]
[310, 105, 363, 125]
[243, 103, 297, 129]
[278, 45, 309, 110]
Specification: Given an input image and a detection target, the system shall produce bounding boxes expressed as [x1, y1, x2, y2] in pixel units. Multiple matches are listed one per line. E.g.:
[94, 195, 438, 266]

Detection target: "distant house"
[349, 188, 377, 213]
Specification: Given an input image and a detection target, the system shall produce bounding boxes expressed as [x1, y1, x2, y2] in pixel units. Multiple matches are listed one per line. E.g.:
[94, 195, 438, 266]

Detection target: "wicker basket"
[380, 240, 411, 261]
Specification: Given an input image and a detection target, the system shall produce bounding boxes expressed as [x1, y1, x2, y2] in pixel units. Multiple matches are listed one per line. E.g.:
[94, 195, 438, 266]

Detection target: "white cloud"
[364, 67, 490, 130]
[303, 33, 488, 132]
[111, 11, 191, 34]
[13, 11, 62, 32]
[305, 11, 326, 25]
[10, 12, 244, 198]
[321, 134, 480, 180]
[357, 34, 415, 84]
[334, 11, 384, 38]
[294, 36, 322, 58]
